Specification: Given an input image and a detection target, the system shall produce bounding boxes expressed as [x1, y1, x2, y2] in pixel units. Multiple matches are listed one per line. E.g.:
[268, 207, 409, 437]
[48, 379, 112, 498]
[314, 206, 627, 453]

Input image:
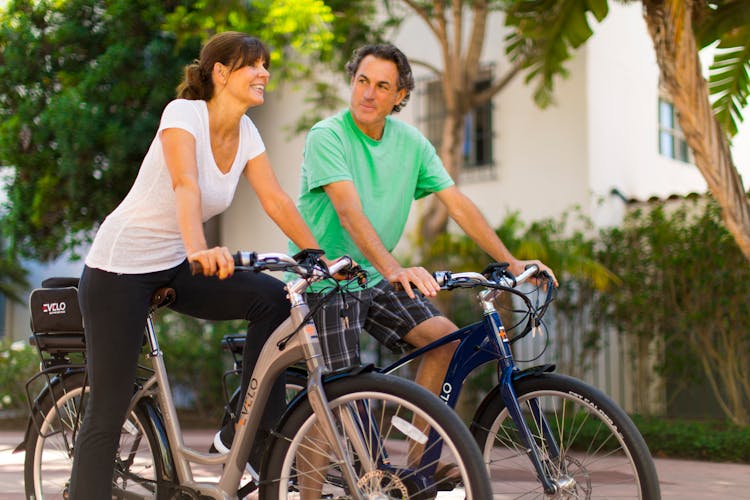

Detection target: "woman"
[69, 32, 325, 498]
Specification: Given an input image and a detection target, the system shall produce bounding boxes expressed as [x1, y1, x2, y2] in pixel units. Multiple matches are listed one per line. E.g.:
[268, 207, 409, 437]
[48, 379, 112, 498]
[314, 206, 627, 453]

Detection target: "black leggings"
[69, 261, 288, 499]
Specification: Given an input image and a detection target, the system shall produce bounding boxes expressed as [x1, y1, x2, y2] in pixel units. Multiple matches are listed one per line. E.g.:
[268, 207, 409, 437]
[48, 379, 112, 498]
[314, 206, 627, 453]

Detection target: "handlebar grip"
[189, 251, 256, 276]
[234, 251, 257, 267]
[391, 271, 451, 290]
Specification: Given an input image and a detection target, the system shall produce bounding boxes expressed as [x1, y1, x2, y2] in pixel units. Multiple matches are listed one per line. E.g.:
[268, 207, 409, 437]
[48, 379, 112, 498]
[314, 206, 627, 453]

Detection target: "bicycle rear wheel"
[24, 372, 171, 499]
[261, 372, 493, 499]
[471, 373, 660, 499]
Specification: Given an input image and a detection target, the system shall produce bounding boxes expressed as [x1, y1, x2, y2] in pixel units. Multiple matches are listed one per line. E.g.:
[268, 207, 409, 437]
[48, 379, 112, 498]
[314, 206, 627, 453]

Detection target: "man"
[291, 43, 557, 400]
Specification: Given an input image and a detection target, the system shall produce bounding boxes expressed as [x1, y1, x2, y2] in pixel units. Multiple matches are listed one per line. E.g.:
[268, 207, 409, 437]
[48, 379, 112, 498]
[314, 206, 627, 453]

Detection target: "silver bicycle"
[19, 250, 493, 499]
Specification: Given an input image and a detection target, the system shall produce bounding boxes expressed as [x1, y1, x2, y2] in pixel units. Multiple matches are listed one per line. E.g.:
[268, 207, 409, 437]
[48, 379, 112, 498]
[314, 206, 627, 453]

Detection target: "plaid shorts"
[306, 280, 441, 371]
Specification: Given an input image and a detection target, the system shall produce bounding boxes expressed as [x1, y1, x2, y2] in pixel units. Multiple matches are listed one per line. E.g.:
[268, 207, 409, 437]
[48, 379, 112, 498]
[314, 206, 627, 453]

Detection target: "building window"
[658, 98, 690, 163]
[418, 70, 495, 181]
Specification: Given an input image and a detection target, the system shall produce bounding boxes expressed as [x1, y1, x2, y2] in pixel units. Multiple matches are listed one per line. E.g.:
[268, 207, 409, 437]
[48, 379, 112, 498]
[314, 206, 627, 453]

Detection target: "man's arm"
[436, 186, 558, 284]
[323, 180, 440, 298]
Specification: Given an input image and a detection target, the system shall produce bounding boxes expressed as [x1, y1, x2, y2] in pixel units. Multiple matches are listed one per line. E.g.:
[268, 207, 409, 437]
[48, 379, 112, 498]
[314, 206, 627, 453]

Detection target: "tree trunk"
[414, 0, 497, 254]
[419, 108, 463, 245]
[642, 0, 750, 262]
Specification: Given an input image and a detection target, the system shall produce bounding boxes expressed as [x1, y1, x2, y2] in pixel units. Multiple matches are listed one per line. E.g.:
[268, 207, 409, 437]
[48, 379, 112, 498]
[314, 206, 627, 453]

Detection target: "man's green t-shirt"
[289, 109, 454, 291]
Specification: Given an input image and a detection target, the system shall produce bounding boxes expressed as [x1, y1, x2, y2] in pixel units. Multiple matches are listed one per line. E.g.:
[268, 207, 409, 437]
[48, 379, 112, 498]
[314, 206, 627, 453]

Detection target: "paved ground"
[2, 429, 750, 498]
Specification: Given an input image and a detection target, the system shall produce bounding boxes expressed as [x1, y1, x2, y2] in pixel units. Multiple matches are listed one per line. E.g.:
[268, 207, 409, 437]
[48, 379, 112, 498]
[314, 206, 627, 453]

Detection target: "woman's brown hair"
[176, 32, 270, 100]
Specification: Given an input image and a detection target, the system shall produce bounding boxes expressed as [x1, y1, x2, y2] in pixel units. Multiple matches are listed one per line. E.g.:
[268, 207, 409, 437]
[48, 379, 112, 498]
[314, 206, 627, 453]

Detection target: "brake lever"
[349, 266, 368, 288]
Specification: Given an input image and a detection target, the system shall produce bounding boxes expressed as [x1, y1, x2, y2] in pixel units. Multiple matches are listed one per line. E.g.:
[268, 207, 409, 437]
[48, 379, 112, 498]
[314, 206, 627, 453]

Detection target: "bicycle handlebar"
[433, 263, 556, 343]
[433, 263, 543, 290]
[189, 250, 365, 285]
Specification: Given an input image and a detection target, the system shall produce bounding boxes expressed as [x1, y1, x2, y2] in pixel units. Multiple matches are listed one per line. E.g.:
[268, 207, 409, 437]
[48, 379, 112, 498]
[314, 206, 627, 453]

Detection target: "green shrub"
[598, 198, 750, 424]
[0, 339, 39, 412]
[632, 415, 750, 463]
[153, 311, 243, 422]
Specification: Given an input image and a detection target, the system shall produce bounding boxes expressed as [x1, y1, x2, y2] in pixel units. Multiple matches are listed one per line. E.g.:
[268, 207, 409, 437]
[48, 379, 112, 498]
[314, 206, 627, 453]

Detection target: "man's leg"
[366, 281, 459, 398]
[366, 282, 460, 471]
[401, 315, 459, 397]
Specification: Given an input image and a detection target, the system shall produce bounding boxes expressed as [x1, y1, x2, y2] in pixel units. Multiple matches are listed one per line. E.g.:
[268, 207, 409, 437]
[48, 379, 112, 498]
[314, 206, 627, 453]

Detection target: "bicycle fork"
[494, 356, 573, 496]
[305, 366, 365, 499]
[491, 317, 565, 496]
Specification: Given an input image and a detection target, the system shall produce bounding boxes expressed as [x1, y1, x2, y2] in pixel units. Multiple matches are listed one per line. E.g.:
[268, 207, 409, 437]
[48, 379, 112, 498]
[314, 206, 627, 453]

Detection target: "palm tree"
[642, 0, 750, 260]
[504, 0, 750, 261]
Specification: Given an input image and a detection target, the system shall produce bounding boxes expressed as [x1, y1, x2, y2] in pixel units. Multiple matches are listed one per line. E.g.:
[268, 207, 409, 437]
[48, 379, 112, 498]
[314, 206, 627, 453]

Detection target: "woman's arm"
[162, 128, 234, 278]
[243, 152, 322, 252]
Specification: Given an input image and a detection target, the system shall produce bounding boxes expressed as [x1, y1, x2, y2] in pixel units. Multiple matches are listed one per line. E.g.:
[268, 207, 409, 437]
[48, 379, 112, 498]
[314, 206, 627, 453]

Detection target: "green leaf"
[707, 43, 750, 137]
[504, 0, 609, 108]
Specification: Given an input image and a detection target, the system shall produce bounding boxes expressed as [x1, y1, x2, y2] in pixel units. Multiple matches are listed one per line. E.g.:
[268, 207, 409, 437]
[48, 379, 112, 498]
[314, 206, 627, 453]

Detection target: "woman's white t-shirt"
[85, 99, 265, 274]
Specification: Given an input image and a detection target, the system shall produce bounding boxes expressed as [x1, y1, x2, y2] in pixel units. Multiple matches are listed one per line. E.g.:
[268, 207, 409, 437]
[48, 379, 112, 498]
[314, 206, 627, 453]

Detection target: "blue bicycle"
[221, 263, 661, 498]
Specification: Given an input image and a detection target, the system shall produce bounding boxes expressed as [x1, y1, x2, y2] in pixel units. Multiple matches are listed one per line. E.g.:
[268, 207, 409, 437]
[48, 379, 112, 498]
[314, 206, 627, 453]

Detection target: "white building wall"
[228, 4, 750, 252]
[587, 1, 750, 218]
[224, 3, 750, 252]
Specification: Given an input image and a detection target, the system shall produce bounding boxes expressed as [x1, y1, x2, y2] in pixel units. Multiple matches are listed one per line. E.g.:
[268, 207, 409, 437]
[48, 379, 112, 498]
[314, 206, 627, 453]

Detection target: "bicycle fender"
[470, 363, 556, 435]
[12, 423, 30, 454]
[276, 364, 376, 431]
[511, 363, 556, 382]
[139, 398, 178, 482]
[13, 369, 86, 454]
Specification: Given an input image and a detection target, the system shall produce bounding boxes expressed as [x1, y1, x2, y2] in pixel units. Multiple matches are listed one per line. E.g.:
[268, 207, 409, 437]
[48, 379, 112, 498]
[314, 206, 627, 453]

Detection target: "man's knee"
[403, 315, 457, 348]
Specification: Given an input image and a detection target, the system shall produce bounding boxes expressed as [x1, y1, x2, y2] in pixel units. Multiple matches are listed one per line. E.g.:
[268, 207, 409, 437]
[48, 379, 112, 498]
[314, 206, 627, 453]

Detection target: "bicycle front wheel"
[471, 373, 660, 499]
[262, 372, 493, 499]
[24, 373, 171, 499]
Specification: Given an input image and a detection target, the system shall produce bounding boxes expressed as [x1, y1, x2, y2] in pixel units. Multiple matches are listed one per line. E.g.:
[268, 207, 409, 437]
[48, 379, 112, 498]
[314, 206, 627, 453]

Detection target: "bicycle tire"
[471, 372, 661, 499]
[261, 372, 493, 499]
[24, 372, 174, 499]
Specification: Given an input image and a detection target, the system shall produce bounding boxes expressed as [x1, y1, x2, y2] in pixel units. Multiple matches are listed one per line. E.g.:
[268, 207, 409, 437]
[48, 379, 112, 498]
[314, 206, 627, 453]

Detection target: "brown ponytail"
[176, 59, 213, 100]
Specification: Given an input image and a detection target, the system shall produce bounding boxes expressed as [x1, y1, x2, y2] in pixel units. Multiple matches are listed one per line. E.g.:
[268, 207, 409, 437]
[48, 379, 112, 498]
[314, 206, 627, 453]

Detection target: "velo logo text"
[42, 302, 68, 315]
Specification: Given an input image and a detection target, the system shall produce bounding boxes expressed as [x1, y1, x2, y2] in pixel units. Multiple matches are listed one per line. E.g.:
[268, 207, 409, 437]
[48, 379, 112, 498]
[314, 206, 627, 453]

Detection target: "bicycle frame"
[124, 256, 366, 499]
[380, 280, 562, 494]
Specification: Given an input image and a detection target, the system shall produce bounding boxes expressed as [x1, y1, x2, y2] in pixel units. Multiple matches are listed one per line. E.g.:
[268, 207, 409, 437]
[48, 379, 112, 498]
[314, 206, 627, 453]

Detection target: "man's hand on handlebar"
[387, 266, 441, 299]
[188, 246, 234, 279]
[323, 256, 367, 285]
[508, 259, 558, 288]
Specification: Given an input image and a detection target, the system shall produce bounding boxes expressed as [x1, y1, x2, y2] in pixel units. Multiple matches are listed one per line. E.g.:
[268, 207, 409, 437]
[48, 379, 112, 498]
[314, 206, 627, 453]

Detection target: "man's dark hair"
[345, 44, 415, 113]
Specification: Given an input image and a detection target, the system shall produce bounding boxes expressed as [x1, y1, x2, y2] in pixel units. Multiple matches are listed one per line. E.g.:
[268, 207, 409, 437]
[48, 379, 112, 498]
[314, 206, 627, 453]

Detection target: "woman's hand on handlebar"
[188, 246, 235, 279]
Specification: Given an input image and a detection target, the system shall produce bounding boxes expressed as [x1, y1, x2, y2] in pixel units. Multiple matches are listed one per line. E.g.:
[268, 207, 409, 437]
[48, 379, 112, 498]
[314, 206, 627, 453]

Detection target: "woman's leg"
[69, 266, 173, 499]
[169, 262, 289, 467]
